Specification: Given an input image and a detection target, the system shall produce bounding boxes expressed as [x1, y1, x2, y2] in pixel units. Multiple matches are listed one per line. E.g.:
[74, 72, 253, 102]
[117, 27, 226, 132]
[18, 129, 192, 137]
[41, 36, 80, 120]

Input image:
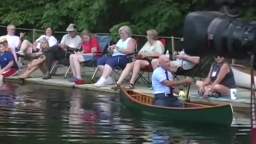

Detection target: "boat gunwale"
[121, 87, 232, 111]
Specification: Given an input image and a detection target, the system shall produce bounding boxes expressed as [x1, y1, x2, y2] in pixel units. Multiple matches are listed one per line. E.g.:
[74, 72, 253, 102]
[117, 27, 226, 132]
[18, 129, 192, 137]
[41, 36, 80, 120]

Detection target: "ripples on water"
[0, 83, 251, 144]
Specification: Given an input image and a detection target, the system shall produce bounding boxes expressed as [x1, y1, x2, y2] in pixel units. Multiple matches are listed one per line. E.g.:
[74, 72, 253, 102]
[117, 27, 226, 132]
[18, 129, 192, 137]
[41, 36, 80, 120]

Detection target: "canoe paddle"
[185, 84, 191, 102]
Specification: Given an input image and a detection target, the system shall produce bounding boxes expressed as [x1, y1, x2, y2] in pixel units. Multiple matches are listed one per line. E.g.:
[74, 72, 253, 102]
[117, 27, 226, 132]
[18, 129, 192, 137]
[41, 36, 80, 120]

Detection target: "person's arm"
[90, 37, 100, 55]
[162, 77, 192, 88]
[0, 61, 14, 74]
[212, 63, 230, 86]
[176, 54, 200, 64]
[202, 65, 213, 86]
[59, 35, 67, 50]
[117, 38, 136, 54]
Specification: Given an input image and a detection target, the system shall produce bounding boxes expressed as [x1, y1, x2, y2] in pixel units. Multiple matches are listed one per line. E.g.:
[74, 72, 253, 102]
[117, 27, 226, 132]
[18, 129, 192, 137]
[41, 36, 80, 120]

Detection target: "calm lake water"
[0, 83, 251, 144]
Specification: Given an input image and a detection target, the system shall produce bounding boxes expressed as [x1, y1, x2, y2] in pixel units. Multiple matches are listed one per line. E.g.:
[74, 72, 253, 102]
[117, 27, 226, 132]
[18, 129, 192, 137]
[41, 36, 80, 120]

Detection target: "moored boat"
[231, 64, 256, 89]
[120, 87, 233, 126]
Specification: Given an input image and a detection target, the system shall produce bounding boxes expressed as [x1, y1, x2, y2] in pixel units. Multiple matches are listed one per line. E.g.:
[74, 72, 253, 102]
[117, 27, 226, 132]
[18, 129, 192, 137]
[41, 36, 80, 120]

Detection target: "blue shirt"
[0, 52, 15, 69]
[152, 67, 173, 95]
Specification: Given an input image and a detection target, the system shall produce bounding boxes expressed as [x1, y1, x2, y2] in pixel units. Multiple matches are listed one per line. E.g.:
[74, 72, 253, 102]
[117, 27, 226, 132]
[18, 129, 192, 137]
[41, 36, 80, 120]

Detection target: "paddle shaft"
[185, 84, 191, 102]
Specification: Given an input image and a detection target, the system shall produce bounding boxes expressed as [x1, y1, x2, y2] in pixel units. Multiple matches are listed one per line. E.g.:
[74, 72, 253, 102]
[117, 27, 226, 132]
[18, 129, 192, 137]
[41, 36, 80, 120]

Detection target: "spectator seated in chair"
[42, 23, 82, 79]
[16, 27, 57, 58]
[18, 38, 50, 79]
[69, 30, 100, 85]
[114, 29, 164, 89]
[0, 38, 18, 79]
[94, 25, 136, 87]
[196, 56, 236, 98]
[152, 55, 192, 107]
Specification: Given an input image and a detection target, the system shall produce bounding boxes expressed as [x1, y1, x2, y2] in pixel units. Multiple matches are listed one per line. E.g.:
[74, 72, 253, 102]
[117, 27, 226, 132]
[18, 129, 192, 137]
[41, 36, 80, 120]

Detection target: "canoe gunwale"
[121, 87, 232, 111]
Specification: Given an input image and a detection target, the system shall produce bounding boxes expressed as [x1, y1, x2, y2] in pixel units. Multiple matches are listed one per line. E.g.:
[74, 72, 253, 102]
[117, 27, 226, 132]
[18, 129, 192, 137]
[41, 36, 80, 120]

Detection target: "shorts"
[2, 68, 17, 77]
[82, 55, 94, 62]
[97, 55, 129, 69]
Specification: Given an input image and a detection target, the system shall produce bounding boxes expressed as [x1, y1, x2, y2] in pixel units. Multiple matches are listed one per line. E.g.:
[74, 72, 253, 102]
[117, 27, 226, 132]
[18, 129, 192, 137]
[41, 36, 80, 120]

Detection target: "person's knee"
[69, 54, 75, 60]
[212, 84, 222, 91]
[151, 59, 159, 69]
[22, 39, 30, 45]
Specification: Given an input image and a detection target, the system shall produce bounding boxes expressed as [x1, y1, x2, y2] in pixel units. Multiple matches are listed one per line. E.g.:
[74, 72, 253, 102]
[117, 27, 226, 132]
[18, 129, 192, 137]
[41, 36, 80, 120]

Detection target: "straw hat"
[66, 23, 77, 32]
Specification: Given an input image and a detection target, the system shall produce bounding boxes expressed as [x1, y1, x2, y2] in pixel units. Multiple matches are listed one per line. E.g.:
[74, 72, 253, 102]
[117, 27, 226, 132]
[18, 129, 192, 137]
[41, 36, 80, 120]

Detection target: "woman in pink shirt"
[69, 30, 100, 84]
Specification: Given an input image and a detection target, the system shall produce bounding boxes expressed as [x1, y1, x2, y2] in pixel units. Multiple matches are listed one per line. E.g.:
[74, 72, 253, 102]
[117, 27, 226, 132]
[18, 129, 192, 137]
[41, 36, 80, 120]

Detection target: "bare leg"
[212, 84, 230, 96]
[19, 40, 33, 54]
[73, 54, 84, 79]
[19, 65, 39, 78]
[129, 60, 149, 84]
[116, 62, 134, 85]
[101, 65, 112, 79]
[96, 65, 104, 76]
[69, 54, 76, 78]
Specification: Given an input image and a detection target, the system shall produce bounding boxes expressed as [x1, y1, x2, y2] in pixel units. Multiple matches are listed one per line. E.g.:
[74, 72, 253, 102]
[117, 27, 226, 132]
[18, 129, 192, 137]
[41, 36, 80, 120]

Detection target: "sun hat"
[66, 23, 77, 32]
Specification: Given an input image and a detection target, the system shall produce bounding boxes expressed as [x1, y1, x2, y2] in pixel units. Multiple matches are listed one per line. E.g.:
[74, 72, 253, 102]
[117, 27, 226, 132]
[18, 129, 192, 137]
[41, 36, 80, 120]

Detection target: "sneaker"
[68, 77, 77, 82]
[16, 51, 25, 56]
[94, 77, 106, 87]
[105, 76, 115, 85]
[75, 79, 86, 85]
[42, 73, 51, 79]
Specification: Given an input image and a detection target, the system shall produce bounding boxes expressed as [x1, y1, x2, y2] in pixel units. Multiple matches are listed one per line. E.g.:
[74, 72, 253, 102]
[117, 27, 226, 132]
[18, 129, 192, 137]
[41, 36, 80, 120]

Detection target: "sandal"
[111, 83, 120, 91]
[128, 83, 134, 89]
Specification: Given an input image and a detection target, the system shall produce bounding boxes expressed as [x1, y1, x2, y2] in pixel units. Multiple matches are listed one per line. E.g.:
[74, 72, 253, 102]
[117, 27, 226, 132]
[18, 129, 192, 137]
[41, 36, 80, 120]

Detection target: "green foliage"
[0, 0, 255, 36]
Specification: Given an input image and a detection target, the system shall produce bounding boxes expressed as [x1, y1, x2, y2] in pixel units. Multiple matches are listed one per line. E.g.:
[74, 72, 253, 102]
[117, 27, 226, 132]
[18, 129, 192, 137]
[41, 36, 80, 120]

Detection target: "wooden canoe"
[231, 64, 256, 89]
[120, 87, 233, 126]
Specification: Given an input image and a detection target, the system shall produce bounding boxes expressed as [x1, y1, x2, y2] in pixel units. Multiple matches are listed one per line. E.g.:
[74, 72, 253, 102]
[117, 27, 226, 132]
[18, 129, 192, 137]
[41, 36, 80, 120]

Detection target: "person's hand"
[108, 45, 116, 51]
[136, 54, 144, 59]
[185, 77, 193, 84]
[19, 32, 25, 39]
[59, 44, 68, 51]
[175, 54, 184, 59]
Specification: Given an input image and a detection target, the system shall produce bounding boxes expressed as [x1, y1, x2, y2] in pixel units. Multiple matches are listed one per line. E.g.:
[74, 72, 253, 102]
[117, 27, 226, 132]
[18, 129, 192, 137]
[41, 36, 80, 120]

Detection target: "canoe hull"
[120, 88, 233, 126]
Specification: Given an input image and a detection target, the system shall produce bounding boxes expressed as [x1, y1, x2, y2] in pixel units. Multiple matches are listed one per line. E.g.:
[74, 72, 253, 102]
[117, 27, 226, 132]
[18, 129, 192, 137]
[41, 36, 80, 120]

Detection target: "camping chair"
[134, 38, 168, 85]
[64, 35, 112, 79]
[49, 47, 78, 77]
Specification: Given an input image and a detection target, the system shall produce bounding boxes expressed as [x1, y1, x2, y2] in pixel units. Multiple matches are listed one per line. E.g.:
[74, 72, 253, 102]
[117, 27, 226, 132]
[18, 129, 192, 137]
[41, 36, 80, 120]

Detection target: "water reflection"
[0, 83, 251, 144]
[0, 83, 16, 107]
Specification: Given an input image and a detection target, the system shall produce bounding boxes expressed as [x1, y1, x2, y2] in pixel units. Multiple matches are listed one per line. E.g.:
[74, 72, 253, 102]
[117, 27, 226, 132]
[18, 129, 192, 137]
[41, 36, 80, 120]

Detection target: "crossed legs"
[196, 81, 230, 97]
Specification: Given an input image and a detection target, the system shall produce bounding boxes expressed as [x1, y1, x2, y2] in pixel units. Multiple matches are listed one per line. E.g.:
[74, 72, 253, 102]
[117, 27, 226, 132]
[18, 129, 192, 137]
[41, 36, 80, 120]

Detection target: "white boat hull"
[231, 65, 256, 89]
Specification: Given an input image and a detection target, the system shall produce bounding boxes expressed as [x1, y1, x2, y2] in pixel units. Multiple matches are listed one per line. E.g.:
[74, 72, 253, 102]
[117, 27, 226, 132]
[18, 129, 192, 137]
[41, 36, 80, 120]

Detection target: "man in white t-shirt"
[43, 23, 82, 79]
[2, 24, 21, 62]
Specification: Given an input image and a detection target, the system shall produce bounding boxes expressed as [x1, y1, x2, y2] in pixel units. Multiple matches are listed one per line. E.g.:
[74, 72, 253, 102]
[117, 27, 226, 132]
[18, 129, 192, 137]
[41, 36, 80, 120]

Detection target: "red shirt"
[82, 37, 100, 54]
